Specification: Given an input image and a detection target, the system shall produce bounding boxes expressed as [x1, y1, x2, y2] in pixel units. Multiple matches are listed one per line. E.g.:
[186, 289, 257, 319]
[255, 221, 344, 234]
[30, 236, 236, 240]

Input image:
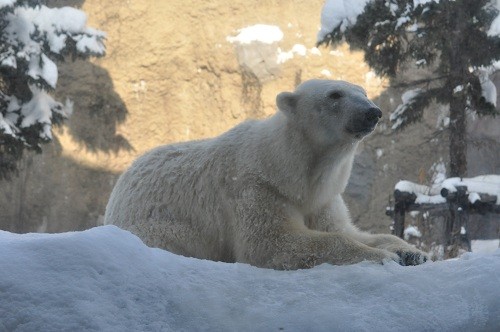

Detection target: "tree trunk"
[447, 1, 468, 178]
[448, 91, 467, 178]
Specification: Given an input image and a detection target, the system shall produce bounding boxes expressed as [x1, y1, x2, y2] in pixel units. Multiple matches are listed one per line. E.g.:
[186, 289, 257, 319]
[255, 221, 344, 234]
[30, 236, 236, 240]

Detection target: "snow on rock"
[320, 69, 332, 77]
[291, 43, 307, 56]
[0, 225, 499, 331]
[226, 24, 284, 45]
[277, 44, 310, 64]
[317, 0, 371, 42]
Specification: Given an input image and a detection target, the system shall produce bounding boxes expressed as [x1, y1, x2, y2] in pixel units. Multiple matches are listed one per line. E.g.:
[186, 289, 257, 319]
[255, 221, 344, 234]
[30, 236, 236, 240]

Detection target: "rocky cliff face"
[1, 0, 498, 234]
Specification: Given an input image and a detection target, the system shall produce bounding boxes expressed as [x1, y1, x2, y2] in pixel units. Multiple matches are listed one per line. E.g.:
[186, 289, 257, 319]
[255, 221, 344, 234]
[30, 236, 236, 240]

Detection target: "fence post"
[393, 191, 406, 239]
[445, 185, 471, 256]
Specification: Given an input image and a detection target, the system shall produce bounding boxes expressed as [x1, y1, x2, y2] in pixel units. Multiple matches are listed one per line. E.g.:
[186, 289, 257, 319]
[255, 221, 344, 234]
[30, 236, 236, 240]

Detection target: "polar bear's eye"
[329, 91, 343, 100]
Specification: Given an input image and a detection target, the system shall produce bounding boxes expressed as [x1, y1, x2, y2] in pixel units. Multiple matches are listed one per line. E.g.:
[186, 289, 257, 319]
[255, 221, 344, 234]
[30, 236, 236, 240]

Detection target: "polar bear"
[105, 79, 428, 269]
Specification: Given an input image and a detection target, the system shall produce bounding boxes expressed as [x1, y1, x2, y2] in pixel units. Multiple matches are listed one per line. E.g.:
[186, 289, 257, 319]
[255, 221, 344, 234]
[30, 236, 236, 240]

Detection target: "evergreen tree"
[318, 0, 500, 177]
[0, 0, 105, 179]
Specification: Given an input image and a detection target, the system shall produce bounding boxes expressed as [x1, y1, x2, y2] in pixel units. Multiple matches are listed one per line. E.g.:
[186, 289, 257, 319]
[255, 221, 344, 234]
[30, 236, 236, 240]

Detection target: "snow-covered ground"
[1, 226, 499, 331]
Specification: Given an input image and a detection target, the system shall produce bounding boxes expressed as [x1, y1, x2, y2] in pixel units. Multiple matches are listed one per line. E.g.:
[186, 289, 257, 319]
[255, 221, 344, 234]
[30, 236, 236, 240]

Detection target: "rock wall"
[1, 0, 498, 234]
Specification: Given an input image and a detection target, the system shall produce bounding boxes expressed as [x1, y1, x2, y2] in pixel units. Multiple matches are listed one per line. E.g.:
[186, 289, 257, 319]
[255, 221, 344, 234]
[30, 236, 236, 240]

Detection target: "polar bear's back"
[104, 121, 256, 261]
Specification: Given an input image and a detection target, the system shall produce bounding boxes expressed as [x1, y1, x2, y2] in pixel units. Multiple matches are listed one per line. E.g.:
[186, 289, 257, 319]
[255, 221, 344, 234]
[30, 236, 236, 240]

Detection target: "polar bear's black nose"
[366, 107, 382, 122]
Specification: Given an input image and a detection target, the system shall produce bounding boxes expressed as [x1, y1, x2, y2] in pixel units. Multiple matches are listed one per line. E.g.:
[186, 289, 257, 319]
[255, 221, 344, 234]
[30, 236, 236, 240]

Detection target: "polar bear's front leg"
[347, 232, 429, 266]
[233, 187, 398, 270]
[258, 231, 400, 270]
[309, 196, 429, 266]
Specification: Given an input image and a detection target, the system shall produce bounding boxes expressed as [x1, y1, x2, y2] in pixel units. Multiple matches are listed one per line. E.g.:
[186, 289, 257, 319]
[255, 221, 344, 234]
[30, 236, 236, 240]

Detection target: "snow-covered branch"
[0, 0, 105, 176]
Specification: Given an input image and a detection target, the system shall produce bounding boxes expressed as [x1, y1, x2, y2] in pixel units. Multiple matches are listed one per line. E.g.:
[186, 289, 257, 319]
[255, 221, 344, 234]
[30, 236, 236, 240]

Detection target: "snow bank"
[1, 226, 499, 331]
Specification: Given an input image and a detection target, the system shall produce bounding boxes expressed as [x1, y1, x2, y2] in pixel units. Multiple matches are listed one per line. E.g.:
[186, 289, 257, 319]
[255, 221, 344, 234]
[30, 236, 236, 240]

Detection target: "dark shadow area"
[48, 0, 132, 153]
[48, 0, 85, 9]
[0, 142, 119, 233]
[56, 60, 133, 153]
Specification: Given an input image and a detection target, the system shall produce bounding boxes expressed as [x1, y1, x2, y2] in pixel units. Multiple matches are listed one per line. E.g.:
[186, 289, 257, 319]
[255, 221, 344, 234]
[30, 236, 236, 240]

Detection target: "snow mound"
[0, 226, 499, 331]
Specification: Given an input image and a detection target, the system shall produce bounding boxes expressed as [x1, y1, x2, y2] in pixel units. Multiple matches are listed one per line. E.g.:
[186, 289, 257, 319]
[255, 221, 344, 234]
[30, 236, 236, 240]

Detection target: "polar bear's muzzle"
[346, 106, 382, 138]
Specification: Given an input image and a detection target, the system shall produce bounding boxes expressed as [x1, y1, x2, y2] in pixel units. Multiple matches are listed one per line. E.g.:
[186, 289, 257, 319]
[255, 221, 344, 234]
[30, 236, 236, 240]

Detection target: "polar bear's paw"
[396, 250, 429, 266]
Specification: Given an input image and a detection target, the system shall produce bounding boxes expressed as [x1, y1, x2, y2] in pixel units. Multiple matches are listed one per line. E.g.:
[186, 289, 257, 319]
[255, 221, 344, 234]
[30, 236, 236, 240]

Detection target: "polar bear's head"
[276, 80, 382, 146]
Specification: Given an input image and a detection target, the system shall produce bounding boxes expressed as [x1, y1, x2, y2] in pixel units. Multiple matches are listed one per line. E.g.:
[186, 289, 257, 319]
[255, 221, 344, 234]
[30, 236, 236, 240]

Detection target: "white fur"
[105, 79, 428, 269]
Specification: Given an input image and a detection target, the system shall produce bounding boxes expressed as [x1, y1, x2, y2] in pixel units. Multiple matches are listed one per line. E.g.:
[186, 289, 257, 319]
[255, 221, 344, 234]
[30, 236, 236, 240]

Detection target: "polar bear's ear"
[276, 92, 298, 116]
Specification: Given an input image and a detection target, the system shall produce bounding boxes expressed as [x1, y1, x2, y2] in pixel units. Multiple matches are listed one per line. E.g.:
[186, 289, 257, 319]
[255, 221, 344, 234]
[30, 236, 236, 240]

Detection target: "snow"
[5, 5, 105, 56]
[390, 88, 422, 130]
[276, 44, 321, 64]
[27, 53, 58, 88]
[415, 59, 427, 66]
[317, 0, 500, 119]
[413, 0, 440, 7]
[395, 175, 500, 205]
[226, 24, 284, 45]
[468, 192, 481, 204]
[430, 159, 446, 184]
[75, 28, 107, 54]
[488, 0, 500, 37]
[277, 44, 310, 64]
[317, 0, 371, 42]
[472, 239, 500, 253]
[0, 0, 15, 9]
[19, 85, 73, 139]
[0, 3, 104, 141]
[395, 180, 438, 195]
[415, 193, 447, 204]
[453, 85, 464, 94]
[3, 4, 106, 86]
[291, 43, 307, 56]
[0, 113, 13, 136]
[309, 47, 322, 56]
[320, 69, 332, 77]
[478, 69, 498, 107]
[403, 225, 422, 240]
[0, 226, 499, 331]
[441, 175, 500, 203]
[396, 16, 410, 29]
